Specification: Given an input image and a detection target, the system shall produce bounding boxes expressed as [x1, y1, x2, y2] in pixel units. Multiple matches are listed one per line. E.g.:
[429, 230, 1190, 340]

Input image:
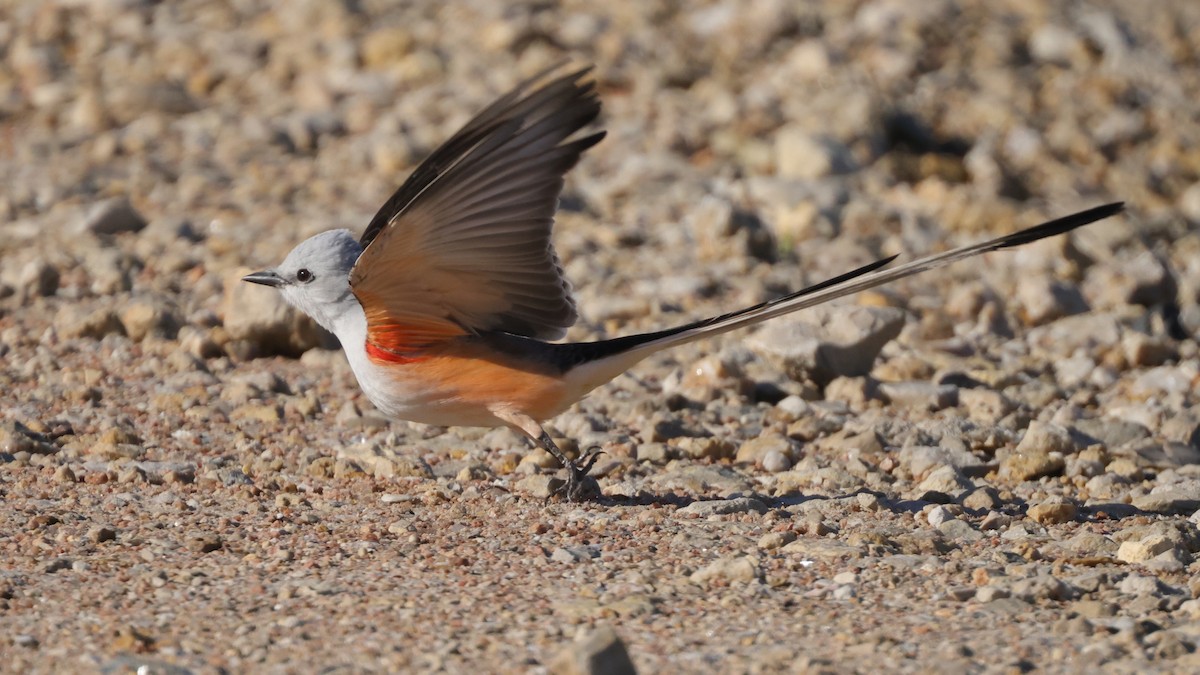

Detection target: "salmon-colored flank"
[386, 340, 570, 422]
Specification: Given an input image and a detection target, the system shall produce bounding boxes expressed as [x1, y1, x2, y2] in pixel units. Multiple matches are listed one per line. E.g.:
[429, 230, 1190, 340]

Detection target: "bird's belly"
[346, 347, 571, 428]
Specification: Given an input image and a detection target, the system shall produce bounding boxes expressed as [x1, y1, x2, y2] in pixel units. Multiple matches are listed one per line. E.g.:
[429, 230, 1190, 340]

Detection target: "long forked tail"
[555, 202, 1125, 378]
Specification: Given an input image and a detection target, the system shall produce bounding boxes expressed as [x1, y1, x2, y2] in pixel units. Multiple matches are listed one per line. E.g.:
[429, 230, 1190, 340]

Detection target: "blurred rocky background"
[1, 1, 1199, 672]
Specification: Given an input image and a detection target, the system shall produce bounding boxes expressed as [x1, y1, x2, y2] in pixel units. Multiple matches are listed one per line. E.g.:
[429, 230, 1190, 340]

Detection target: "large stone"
[690, 555, 761, 585]
[747, 305, 906, 385]
[1000, 421, 1073, 481]
[221, 267, 335, 357]
[82, 197, 148, 235]
[1133, 482, 1200, 515]
[550, 624, 637, 675]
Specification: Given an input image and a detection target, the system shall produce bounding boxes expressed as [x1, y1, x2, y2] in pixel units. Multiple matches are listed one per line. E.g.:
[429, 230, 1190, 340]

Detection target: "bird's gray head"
[242, 229, 364, 333]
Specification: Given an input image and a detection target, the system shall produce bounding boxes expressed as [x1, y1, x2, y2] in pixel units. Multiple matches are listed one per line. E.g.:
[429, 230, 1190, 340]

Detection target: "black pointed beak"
[242, 270, 286, 288]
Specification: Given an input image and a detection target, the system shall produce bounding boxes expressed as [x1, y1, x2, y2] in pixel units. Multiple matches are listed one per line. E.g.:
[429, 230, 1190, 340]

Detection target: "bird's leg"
[495, 410, 602, 503]
[535, 431, 603, 503]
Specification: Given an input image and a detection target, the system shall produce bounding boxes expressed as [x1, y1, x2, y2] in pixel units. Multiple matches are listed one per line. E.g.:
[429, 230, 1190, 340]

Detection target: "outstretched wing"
[351, 66, 605, 362]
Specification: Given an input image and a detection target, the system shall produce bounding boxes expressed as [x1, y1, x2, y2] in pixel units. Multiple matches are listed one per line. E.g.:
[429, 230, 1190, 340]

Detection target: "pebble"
[961, 487, 1003, 512]
[927, 505, 956, 527]
[1000, 421, 1073, 481]
[81, 197, 147, 235]
[747, 305, 906, 385]
[88, 526, 117, 543]
[677, 497, 768, 517]
[689, 555, 761, 585]
[516, 474, 563, 500]
[900, 445, 986, 479]
[758, 531, 798, 550]
[1116, 534, 1176, 563]
[1132, 483, 1200, 515]
[879, 381, 958, 411]
[16, 259, 59, 299]
[735, 432, 796, 466]
[918, 465, 973, 496]
[550, 624, 637, 675]
[976, 586, 1011, 603]
[1015, 277, 1088, 326]
[1027, 498, 1078, 525]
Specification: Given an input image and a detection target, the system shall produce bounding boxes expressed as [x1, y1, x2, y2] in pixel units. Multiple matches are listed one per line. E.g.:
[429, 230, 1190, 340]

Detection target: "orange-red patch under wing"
[357, 288, 468, 364]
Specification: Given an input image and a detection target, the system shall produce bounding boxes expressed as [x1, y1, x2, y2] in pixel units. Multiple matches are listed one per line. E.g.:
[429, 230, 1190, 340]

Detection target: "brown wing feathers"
[350, 67, 604, 359]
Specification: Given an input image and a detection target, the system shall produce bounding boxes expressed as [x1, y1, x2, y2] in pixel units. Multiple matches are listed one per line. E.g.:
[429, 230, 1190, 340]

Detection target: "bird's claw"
[547, 446, 605, 504]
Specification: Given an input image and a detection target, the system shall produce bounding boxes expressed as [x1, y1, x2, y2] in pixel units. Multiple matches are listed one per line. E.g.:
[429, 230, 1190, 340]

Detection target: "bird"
[243, 65, 1125, 502]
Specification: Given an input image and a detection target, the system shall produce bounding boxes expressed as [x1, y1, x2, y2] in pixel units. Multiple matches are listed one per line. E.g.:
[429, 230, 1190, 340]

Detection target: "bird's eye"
[296, 268, 314, 283]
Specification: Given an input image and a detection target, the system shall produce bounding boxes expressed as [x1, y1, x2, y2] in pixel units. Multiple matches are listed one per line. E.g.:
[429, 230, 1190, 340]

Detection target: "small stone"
[918, 465, 973, 496]
[1011, 575, 1074, 602]
[677, 436, 736, 461]
[832, 571, 858, 585]
[1123, 333, 1177, 367]
[1029, 24, 1084, 65]
[939, 518, 984, 542]
[42, 558, 72, 574]
[856, 492, 883, 511]
[1116, 534, 1175, 563]
[747, 305, 906, 385]
[455, 464, 492, 482]
[550, 547, 589, 564]
[761, 449, 793, 473]
[88, 526, 117, 543]
[758, 531, 797, 550]
[979, 511, 1011, 531]
[53, 466, 76, 483]
[823, 376, 876, 408]
[636, 443, 671, 464]
[1001, 421, 1073, 481]
[1132, 483, 1200, 515]
[516, 474, 563, 500]
[231, 404, 283, 423]
[360, 27, 413, 68]
[958, 389, 1015, 424]
[82, 197, 147, 235]
[58, 307, 126, 340]
[900, 445, 986, 479]
[735, 432, 795, 466]
[775, 126, 838, 179]
[1015, 277, 1087, 326]
[1028, 498, 1078, 525]
[677, 497, 768, 517]
[948, 586, 977, 601]
[550, 624, 637, 675]
[187, 534, 223, 553]
[975, 586, 1011, 603]
[879, 381, 958, 410]
[690, 555, 761, 585]
[1118, 573, 1163, 596]
[14, 634, 38, 649]
[961, 486, 1003, 511]
[119, 296, 180, 342]
[17, 259, 59, 299]
[1072, 417, 1151, 450]
[927, 505, 956, 527]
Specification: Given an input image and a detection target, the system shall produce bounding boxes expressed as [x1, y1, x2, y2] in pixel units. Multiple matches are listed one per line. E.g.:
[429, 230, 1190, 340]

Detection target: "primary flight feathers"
[351, 67, 604, 357]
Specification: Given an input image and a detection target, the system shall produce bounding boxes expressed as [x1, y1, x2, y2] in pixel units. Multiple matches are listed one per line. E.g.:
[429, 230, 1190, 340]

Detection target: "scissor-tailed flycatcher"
[244, 66, 1124, 501]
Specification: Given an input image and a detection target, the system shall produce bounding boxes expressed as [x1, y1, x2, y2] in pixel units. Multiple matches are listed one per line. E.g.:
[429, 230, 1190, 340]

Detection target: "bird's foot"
[549, 446, 605, 503]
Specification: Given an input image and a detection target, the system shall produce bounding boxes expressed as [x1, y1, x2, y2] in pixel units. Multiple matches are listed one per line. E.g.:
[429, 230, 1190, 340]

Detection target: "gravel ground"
[3, 0, 1200, 673]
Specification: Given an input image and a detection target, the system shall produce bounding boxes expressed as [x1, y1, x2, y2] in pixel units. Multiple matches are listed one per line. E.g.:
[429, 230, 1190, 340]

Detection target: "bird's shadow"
[577, 488, 1160, 524]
